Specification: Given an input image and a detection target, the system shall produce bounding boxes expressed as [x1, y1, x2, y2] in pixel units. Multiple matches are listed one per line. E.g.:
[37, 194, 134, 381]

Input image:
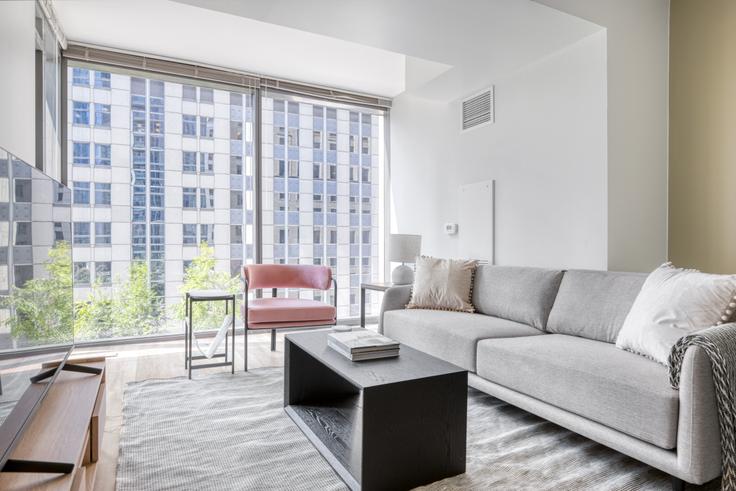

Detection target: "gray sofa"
[379, 265, 721, 487]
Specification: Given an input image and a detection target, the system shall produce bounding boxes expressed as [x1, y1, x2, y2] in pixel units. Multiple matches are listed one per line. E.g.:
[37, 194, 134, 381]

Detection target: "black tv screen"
[0, 147, 74, 470]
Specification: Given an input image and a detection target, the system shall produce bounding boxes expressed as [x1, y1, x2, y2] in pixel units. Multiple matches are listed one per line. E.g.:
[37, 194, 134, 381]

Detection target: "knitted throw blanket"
[669, 324, 736, 491]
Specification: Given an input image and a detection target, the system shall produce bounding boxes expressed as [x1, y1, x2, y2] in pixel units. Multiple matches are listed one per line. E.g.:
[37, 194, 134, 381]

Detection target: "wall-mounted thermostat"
[444, 223, 458, 235]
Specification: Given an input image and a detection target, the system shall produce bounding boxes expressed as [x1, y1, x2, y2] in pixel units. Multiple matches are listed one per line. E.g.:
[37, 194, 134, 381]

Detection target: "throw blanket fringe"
[669, 323, 736, 491]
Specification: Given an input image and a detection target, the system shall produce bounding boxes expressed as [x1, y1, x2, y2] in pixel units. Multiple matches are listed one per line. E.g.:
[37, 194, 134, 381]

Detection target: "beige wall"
[669, 0, 736, 273]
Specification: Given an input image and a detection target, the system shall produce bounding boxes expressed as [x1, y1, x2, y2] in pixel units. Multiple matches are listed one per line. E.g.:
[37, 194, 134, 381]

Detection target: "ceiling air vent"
[462, 87, 494, 131]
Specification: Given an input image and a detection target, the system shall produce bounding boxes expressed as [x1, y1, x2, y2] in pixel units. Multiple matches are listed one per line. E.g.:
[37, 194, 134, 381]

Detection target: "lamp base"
[391, 264, 414, 285]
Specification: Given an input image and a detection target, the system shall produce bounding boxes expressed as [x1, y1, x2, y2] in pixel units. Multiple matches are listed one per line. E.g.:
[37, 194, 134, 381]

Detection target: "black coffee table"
[284, 330, 467, 491]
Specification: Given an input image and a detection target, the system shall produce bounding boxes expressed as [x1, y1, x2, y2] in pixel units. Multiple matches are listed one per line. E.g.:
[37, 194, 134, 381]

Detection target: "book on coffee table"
[327, 330, 399, 361]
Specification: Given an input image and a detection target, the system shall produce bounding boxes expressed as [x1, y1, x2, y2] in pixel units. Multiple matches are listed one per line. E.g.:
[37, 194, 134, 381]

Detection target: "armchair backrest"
[243, 264, 333, 291]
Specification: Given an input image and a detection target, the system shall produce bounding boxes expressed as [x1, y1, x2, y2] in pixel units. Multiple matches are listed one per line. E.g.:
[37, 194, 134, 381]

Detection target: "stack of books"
[327, 329, 400, 361]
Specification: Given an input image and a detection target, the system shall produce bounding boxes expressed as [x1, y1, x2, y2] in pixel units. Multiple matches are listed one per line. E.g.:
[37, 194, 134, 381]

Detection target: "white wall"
[535, 0, 670, 272]
[391, 32, 608, 269]
[0, 1, 36, 165]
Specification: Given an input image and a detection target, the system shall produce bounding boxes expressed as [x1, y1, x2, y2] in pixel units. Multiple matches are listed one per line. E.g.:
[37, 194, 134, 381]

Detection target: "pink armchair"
[242, 264, 337, 370]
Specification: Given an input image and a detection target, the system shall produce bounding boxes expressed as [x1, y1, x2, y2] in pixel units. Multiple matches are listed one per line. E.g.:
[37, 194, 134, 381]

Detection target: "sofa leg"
[271, 329, 276, 351]
[670, 476, 685, 491]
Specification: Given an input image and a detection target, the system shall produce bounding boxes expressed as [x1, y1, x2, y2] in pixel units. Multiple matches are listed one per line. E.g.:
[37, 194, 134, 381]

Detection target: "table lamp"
[389, 234, 422, 285]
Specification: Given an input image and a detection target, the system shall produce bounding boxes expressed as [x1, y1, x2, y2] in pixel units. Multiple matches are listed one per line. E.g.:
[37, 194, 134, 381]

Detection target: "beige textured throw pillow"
[615, 262, 736, 365]
[407, 256, 479, 313]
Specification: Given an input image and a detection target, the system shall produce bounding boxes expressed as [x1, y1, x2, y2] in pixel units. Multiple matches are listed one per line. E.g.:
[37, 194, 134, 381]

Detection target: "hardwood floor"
[74, 326, 376, 490]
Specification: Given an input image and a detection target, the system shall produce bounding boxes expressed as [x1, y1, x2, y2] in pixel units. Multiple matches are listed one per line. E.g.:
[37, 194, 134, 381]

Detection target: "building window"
[288, 160, 299, 178]
[313, 194, 323, 212]
[274, 160, 285, 178]
[72, 68, 89, 86]
[361, 167, 371, 183]
[313, 163, 323, 179]
[328, 164, 337, 181]
[349, 135, 356, 153]
[73, 262, 90, 286]
[73, 181, 90, 205]
[328, 195, 337, 213]
[362, 197, 371, 214]
[183, 260, 193, 273]
[94, 104, 111, 127]
[313, 228, 322, 244]
[231, 156, 243, 175]
[182, 115, 196, 136]
[95, 222, 111, 244]
[350, 166, 359, 183]
[288, 128, 299, 147]
[15, 179, 31, 202]
[274, 126, 285, 145]
[73, 142, 90, 165]
[274, 192, 286, 211]
[95, 262, 112, 285]
[95, 144, 111, 166]
[231, 225, 242, 244]
[362, 136, 370, 154]
[199, 117, 214, 138]
[199, 152, 214, 173]
[230, 190, 243, 209]
[94, 71, 111, 89]
[328, 227, 337, 244]
[362, 229, 371, 244]
[230, 121, 243, 140]
[200, 224, 213, 244]
[54, 222, 69, 243]
[183, 187, 197, 208]
[200, 188, 214, 209]
[182, 85, 196, 101]
[14, 222, 32, 246]
[183, 151, 196, 173]
[349, 196, 358, 214]
[313, 131, 321, 149]
[73, 101, 89, 125]
[288, 192, 299, 211]
[199, 88, 213, 103]
[327, 132, 337, 151]
[73, 222, 90, 244]
[275, 227, 285, 244]
[95, 183, 111, 205]
[183, 224, 197, 244]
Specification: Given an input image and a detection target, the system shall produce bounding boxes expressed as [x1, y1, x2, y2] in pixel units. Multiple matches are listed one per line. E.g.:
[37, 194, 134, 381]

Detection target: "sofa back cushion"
[546, 270, 646, 343]
[472, 265, 564, 330]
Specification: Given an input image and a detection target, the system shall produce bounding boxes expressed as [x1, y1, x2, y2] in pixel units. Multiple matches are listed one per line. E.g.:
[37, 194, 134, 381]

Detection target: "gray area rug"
[117, 367, 717, 490]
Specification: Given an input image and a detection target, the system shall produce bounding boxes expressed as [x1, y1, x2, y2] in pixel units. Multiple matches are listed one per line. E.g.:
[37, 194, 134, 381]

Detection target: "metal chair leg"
[271, 329, 276, 351]
[244, 326, 248, 372]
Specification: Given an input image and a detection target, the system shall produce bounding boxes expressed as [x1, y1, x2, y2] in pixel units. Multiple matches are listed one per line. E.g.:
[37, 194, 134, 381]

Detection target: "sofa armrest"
[676, 343, 722, 484]
[378, 285, 412, 334]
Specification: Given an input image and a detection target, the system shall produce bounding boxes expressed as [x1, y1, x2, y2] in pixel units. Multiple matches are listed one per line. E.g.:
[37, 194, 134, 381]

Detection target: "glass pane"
[261, 93, 385, 318]
[66, 66, 257, 340]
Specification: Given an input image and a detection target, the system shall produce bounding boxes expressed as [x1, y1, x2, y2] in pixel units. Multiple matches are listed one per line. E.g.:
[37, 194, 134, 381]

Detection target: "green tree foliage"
[174, 242, 241, 330]
[76, 262, 162, 339]
[3, 241, 74, 344]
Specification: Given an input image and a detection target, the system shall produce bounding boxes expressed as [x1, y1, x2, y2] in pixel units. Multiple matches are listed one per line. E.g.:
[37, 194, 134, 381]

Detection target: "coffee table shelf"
[284, 330, 467, 491]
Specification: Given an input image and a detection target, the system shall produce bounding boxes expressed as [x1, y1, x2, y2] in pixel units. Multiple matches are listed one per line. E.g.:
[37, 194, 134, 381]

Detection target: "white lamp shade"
[389, 234, 422, 263]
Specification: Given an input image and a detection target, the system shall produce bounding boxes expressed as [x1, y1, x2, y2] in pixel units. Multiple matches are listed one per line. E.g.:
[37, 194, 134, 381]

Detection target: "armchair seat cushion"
[246, 298, 336, 326]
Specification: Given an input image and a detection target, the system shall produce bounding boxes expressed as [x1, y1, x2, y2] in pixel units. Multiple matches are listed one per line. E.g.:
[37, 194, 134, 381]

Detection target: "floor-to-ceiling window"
[64, 63, 385, 341]
[261, 93, 384, 319]
[67, 65, 257, 339]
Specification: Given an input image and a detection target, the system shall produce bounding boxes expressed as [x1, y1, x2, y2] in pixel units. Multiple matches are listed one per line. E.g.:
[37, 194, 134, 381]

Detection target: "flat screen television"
[0, 147, 75, 473]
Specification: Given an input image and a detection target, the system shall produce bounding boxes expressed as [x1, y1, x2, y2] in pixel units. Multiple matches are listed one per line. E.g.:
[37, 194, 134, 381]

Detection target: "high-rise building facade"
[67, 66, 383, 336]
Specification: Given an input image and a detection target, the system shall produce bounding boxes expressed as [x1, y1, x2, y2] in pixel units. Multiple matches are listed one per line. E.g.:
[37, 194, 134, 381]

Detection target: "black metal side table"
[184, 290, 236, 379]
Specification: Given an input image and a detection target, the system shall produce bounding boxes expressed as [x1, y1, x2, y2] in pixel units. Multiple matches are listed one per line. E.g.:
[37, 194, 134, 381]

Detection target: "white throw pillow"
[615, 262, 736, 365]
[407, 256, 479, 313]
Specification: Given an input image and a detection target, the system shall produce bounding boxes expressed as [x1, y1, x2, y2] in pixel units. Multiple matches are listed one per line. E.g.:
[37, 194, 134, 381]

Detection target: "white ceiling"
[54, 0, 602, 102]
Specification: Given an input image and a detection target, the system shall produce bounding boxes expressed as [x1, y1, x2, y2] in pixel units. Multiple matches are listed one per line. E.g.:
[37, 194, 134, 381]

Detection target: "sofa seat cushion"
[246, 298, 335, 326]
[383, 309, 543, 372]
[476, 334, 679, 449]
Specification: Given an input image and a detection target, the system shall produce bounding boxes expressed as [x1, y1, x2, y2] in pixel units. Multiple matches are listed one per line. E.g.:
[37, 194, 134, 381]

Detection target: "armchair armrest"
[378, 285, 412, 334]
